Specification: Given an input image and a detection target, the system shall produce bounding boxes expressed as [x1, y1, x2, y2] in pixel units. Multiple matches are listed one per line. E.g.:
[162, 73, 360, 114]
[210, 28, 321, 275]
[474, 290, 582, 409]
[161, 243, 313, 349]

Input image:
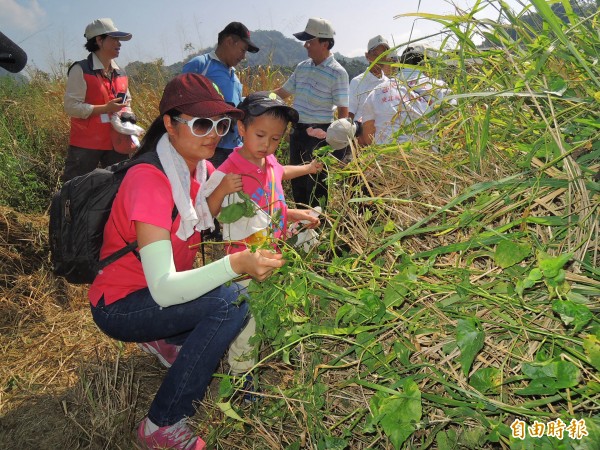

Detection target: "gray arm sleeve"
[64, 64, 94, 118]
[139, 240, 239, 307]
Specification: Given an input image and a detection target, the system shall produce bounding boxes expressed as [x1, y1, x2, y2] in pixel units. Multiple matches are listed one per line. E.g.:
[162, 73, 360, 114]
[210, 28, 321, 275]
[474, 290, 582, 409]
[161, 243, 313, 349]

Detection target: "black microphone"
[0, 32, 27, 73]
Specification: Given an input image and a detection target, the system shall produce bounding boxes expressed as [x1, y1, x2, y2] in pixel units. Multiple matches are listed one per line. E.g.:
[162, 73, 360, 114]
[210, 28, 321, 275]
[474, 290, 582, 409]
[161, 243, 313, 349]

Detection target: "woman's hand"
[287, 208, 320, 229]
[229, 249, 285, 281]
[105, 97, 129, 114]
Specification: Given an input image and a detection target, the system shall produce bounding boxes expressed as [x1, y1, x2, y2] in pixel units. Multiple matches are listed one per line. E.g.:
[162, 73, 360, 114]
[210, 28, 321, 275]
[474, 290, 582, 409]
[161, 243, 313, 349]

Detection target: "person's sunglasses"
[172, 116, 232, 137]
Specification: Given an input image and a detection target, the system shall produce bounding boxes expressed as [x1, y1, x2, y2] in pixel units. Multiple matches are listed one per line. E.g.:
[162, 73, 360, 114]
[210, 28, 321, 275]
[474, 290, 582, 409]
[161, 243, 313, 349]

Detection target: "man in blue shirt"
[183, 22, 259, 168]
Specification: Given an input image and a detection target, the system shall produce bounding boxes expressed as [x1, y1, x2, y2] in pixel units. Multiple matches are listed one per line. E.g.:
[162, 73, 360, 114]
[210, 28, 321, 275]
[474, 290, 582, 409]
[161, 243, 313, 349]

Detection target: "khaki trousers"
[227, 278, 257, 374]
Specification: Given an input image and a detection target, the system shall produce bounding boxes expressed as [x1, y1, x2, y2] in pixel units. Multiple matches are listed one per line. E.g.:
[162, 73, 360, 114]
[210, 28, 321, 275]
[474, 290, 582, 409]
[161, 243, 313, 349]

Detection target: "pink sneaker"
[137, 340, 180, 368]
[137, 417, 206, 450]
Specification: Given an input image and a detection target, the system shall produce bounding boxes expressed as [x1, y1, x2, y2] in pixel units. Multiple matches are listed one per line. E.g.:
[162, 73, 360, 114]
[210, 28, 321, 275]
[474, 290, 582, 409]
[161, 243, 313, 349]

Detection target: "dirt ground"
[0, 206, 167, 449]
[0, 206, 283, 449]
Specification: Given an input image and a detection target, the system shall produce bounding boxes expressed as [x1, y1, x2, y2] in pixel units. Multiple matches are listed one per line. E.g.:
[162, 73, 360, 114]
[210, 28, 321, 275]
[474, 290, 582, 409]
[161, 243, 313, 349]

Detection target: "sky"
[0, 0, 529, 74]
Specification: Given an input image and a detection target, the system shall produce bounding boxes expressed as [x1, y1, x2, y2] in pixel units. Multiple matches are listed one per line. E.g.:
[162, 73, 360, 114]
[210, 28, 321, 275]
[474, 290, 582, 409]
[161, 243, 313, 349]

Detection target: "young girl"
[88, 74, 285, 450]
[202, 91, 321, 384]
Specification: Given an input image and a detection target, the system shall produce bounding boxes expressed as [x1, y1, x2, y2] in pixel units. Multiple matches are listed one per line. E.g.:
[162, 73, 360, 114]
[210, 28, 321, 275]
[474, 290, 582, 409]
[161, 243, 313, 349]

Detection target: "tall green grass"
[0, 74, 67, 212]
[208, 2, 599, 449]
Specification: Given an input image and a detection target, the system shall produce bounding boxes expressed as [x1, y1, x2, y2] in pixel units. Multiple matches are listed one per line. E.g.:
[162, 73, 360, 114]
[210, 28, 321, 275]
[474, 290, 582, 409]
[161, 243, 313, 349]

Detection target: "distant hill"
[245, 30, 309, 66]
[125, 29, 368, 83]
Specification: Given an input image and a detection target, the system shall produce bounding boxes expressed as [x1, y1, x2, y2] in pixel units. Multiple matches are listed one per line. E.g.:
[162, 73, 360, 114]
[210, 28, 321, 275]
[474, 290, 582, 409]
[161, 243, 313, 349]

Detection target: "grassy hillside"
[0, 1, 598, 449]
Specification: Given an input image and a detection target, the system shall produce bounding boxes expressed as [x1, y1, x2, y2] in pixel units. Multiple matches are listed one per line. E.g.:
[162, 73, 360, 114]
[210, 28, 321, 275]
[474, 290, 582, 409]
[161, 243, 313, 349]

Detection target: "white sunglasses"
[172, 116, 232, 137]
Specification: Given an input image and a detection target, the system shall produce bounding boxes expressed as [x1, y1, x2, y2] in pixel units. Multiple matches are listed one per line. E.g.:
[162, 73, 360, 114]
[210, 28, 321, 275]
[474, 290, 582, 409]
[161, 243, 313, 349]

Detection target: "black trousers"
[62, 145, 129, 182]
[289, 123, 349, 208]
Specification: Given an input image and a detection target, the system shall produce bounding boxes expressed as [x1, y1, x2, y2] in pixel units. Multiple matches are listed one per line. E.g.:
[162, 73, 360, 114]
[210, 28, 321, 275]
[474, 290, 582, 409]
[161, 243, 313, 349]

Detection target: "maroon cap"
[159, 73, 244, 120]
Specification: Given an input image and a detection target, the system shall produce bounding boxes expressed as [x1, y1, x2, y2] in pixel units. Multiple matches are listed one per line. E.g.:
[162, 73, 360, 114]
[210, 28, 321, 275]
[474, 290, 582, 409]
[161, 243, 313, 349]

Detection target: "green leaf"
[525, 215, 567, 226]
[393, 341, 413, 367]
[528, 268, 543, 281]
[458, 427, 487, 449]
[356, 332, 386, 372]
[313, 144, 334, 157]
[216, 401, 246, 422]
[583, 335, 600, 371]
[239, 192, 257, 218]
[436, 429, 459, 450]
[383, 219, 396, 232]
[544, 76, 568, 96]
[335, 303, 356, 326]
[218, 202, 247, 224]
[218, 376, 234, 398]
[537, 251, 573, 279]
[357, 290, 386, 323]
[517, 359, 580, 395]
[317, 436, 348, 450]
[552, 299, 593, 333]
[494, 240, 531, 268]
[456, 318, 485, 376]
[469, 367, 502, 394]
[383, 273, 409, 308]
[218, 192, 257, 223]
[369, 379, 422, 449]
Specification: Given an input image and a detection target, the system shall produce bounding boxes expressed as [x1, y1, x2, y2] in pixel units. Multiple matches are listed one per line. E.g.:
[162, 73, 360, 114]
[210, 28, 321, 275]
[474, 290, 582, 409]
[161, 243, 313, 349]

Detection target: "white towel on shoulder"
[156, 133, 214, 240]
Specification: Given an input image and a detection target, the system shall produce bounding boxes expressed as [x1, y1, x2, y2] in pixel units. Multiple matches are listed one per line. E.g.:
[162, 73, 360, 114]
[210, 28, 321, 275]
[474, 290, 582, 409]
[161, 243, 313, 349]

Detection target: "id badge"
[100, 113, 110, 123]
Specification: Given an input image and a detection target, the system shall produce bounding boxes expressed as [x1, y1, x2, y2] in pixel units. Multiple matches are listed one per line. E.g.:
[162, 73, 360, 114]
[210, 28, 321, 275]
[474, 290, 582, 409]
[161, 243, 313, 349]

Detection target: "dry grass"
[0, 207, 156, 449]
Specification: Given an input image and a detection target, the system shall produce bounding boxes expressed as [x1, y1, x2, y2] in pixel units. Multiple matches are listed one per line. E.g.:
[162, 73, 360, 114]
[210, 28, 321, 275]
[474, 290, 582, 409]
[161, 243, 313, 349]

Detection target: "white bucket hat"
[326, 119, 357, 150]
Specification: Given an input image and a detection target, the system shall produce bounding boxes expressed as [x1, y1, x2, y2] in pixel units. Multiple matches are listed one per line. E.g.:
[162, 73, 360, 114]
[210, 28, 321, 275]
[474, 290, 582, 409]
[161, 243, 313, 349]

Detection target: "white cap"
[84, 18, 132, 41]
[408, 44, 426, 55]
[367, 35, 390, 52]
[293, 17, 335, 40]
[326, 119, 357, 150]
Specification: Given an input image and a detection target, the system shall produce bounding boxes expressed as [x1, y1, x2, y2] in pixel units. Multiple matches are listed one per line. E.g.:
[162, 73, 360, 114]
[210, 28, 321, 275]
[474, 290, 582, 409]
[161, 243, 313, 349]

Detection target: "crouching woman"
[88, 73, 284, 450]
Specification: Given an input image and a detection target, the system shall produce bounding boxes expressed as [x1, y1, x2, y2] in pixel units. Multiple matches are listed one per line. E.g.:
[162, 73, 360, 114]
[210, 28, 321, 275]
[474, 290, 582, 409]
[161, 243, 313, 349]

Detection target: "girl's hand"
[229, 249, 285, 281]
[287, 208, 320, 229]
[218, 173, 243, 195]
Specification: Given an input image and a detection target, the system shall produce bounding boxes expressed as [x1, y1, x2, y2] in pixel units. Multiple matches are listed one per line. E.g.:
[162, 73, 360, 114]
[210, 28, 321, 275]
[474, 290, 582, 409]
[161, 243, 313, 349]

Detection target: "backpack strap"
[96, 152, 179, 272]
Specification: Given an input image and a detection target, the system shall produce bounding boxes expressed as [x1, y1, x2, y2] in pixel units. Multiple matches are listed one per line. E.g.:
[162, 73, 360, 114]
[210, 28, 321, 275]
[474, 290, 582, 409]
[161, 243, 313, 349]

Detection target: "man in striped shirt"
[274, 17, 349, 209]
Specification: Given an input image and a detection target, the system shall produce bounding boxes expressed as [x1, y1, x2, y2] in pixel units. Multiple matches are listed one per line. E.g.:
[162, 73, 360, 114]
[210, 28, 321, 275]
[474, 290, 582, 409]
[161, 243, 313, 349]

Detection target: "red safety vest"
[68, 54, 129, 150]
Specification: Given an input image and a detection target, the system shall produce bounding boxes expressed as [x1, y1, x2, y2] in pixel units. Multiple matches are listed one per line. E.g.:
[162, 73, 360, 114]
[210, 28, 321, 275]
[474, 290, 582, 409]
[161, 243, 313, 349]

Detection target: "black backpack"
[49, 151, 174, 284]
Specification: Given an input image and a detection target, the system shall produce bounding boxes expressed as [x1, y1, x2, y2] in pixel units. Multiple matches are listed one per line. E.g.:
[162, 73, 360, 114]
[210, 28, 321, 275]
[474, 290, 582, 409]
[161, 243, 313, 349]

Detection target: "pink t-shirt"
[218, 148, 287, 254]
[88, 164, 203, 306]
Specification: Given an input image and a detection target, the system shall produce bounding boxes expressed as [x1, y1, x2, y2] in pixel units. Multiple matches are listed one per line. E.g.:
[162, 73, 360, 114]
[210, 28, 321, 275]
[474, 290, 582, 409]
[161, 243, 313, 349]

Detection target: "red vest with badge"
[68, 54, 129, 150]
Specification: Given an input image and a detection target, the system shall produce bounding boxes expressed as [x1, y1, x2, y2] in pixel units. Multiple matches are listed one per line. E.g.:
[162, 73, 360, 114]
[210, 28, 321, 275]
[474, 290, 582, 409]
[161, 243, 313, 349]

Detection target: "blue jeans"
[90, 284, 248, 426]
